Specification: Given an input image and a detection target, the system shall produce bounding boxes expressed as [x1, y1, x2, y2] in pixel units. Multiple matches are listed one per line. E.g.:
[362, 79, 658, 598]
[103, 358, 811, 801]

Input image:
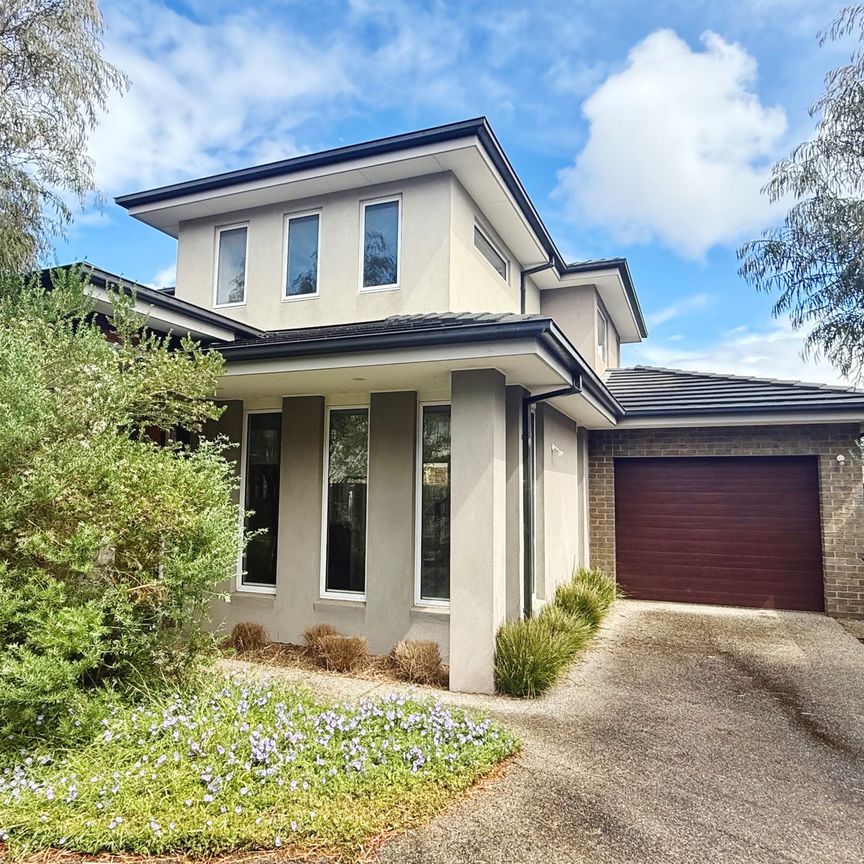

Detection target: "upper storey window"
[284, 212, 320, 298]
[215, 224, 248, 307]
[361, 198, 400, 290]
[474, 225, 507, 280]
[597, 307, 608, 364]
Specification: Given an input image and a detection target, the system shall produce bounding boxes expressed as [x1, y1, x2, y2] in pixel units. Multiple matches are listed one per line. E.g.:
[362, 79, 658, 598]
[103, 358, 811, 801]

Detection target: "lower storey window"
[324, 407, 369, 595]
[242, 411, 281, 588]
[417, 404, 450, 602]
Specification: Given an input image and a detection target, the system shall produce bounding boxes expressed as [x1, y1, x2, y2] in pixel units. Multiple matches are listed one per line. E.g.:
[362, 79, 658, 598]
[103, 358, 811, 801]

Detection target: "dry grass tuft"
[303, 622, 341, 657]
[391, 639, 445, 685]
[228, 621, 269, 653]
[318, 634, 368, 672]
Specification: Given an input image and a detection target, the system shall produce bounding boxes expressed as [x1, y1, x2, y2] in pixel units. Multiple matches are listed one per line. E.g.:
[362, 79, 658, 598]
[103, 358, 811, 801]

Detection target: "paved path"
[374, 600, 864, 864]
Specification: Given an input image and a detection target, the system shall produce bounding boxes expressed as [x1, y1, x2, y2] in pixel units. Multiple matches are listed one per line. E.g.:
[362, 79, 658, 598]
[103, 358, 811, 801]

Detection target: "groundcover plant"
[0, 675, 517, 857]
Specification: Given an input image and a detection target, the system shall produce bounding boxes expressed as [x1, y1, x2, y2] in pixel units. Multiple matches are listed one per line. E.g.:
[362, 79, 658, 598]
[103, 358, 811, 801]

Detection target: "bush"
[494, 617, 573, 698]
[495, 567, 615, 698]
[0, 269, 241, 741]
[319, 635, 368, 672]
[229, 622, 269, 653]
[391, 639, 445, 685]
[303, 623, 341, 657]
[554, 567, 616, 632]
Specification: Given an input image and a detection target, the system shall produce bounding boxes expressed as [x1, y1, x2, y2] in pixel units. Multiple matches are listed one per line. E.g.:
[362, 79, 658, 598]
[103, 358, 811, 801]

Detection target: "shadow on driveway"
[378, 600, 864, 864]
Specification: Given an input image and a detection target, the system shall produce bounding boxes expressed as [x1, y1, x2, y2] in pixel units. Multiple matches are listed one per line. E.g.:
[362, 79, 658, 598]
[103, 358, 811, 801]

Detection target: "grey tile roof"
[220, 312, 547, 349]
[606, 365, 864, 416]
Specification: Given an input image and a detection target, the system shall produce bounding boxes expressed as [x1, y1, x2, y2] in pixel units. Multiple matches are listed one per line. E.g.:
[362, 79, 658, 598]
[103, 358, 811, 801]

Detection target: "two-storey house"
[92, 118, 864, 693]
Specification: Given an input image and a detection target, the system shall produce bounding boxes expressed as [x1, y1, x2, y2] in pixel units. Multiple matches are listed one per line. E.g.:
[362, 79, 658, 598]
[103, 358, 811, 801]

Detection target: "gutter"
[521, 377, 583, 620]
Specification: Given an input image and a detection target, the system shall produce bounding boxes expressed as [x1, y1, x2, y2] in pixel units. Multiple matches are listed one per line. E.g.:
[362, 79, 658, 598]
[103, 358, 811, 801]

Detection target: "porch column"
[449, 369, 507, 694]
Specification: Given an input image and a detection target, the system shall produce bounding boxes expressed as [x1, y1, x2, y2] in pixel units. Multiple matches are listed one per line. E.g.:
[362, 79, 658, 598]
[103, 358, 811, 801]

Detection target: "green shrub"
[554, 567, 616, 632]
[494, 616, 572, 698]
[0, 269, 241, 742]
[538, 603, 591, 651]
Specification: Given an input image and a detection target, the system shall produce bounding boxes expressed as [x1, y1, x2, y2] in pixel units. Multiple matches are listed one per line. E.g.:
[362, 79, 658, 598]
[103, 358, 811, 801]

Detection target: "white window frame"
[473, 223, 509, 282]
[358, 195, 402, 293]
[414, 400, 451, 608]
[213, 222, 249, 309]
[282, 209, 321, 302]
[597, 307, 609, 364]
[236, 407, 281, 595]
[319, 404, 371, 601]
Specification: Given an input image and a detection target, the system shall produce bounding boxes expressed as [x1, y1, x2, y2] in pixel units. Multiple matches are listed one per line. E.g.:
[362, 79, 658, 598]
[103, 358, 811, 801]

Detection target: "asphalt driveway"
[378, 600, 864, 864]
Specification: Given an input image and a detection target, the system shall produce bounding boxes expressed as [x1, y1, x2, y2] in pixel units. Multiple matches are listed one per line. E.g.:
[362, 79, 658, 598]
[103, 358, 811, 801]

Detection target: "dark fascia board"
[620, 402, 864, 417]
[216, 316, 623, 418]
[114, 118, 648, 339]
[46, 263, 263, 339]
[114, 118, 489, 209]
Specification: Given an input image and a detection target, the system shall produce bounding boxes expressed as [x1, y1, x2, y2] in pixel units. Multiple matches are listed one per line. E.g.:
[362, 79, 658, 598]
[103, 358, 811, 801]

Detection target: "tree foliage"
[738, 5, 864, 379]
[0, 269, 241, 739]
[0, 1, 127, 273]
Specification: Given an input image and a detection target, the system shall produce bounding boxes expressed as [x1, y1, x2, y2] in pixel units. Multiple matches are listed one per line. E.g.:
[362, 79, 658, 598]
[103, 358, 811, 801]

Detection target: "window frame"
[414, 400, 451, 608]
[597, 307, 609, 364]
[282, 209, 321, 302]
[236, 407, 281, 595]
[358, 195, 402, 293]
[473, 223, 509, 282]
[319, 404, 371, 602]
[213, 222, 249, 309]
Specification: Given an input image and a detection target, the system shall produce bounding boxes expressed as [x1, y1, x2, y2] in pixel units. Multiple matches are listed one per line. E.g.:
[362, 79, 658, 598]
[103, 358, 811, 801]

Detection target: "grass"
[494, 567, 616, 698]
[0, 675, 518, 860]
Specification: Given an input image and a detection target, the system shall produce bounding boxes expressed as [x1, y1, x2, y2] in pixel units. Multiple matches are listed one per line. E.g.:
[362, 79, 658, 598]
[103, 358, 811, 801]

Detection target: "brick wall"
[588, 424, 864, 619]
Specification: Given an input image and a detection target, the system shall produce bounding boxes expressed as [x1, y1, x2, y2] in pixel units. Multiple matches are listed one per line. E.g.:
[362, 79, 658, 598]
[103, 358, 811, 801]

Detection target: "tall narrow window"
[242, 412, 281, 588]
[215, 225, 248, 306]
[362, 199, 399, 289]
[474, 226, 507, 279]
[324, 408, 369, 595]
[597, 308, 608, 364]
[285, 213, 320, 298]
[417, 404, 451, 603]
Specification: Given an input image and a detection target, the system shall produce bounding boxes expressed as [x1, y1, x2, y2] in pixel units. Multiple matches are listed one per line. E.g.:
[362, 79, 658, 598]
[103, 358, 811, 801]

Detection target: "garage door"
[614, 456, 824, 612]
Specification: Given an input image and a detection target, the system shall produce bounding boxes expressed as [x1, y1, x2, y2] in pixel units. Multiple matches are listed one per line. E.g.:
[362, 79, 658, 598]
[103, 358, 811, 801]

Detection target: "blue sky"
[59, 0, 851, 383]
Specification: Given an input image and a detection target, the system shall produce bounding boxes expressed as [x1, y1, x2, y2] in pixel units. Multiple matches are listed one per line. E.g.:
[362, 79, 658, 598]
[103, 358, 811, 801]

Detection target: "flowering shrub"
[0, 269, 240, 740]
[0, 675, 517, 857]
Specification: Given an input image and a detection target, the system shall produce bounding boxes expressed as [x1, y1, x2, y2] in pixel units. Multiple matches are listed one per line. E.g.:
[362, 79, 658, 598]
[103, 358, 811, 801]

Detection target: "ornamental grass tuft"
[495, 566, 615, 698]
[0, 675, 517, 859]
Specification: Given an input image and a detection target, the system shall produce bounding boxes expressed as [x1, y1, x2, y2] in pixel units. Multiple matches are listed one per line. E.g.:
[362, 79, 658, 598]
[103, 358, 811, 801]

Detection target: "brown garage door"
[614, 456, 824, 611]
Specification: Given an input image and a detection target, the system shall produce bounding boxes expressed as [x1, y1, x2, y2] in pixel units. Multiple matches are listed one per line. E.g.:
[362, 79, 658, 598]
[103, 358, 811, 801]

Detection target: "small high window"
[361, 199, 399, 289]
[323, 408, 369, 596]
[597, 308, 608, 364]
[474, 226, 507, 280]
[242, 412, 281, 589]
[416, 404, 451, 604]
[285, 212, 320, 298]
[215, 225, 248, 306]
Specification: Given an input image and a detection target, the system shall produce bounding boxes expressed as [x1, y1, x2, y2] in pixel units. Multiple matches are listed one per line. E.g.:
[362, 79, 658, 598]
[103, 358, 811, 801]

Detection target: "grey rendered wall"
[210, 392, 450, 656]
[535, 404, 582, 601]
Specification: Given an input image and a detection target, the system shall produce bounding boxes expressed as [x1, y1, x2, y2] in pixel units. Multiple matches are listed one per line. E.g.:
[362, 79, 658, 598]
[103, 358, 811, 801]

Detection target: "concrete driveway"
[379, 600, 864, 864]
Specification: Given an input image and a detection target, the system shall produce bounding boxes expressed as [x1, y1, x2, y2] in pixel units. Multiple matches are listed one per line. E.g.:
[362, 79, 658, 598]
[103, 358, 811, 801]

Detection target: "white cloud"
[556, 29, 787, 259]
[624, 318, 853, 387]
[90, 2, 354, 193]
[647, 292, 715, 327]
[148, 263, 176, 290]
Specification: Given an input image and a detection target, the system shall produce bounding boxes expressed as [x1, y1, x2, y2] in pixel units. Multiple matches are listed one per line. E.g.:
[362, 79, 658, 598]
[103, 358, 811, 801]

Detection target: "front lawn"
[0, 675, 517, 859]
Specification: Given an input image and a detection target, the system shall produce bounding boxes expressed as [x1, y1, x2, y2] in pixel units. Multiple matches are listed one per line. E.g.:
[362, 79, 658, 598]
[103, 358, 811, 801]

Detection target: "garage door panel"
[614, 456, 824, 612]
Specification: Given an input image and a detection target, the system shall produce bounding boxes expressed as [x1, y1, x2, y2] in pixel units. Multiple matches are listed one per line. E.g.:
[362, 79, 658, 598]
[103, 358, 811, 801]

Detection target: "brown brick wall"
[588, 423, 864, 619]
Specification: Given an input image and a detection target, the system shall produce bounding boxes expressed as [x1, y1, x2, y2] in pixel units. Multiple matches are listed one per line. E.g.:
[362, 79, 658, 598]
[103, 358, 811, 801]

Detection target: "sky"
[56, 0, 855, 385]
